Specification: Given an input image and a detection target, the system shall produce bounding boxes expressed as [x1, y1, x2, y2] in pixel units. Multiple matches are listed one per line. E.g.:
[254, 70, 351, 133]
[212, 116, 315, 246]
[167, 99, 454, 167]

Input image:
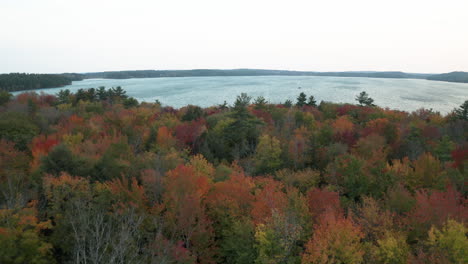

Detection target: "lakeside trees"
[0, 73, 83, 92]
[0, 88, 466, 263]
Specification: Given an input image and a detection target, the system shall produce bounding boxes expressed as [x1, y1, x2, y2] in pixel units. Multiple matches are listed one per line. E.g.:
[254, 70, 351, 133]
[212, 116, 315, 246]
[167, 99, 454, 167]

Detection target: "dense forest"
[0, 87, 467, 264]
[0, 73, 84, 92]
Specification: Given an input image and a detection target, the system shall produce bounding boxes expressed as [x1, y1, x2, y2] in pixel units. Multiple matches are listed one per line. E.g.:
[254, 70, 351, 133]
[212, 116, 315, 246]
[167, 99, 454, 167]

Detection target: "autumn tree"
[0, 201, 55, 264]
[163, 164, 217, 263]
[254, 134, 283, 174]
[373, 231, 410, 264]
[302, 212, 364, 264]
[427, 219, 468, 264]
[255, 210, 303, 264]
[206, 170, 256, 263]
[0, 140, 31, 208]
[408, 185, 467, 239]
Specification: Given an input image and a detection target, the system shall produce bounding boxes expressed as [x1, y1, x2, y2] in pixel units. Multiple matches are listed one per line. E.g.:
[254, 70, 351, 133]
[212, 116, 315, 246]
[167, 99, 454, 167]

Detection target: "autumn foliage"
[0, 88, 466, 263]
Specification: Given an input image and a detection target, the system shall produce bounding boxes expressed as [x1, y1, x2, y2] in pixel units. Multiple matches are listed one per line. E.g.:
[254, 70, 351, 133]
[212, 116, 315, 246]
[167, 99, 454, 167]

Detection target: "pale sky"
[1, 0, 468, 74]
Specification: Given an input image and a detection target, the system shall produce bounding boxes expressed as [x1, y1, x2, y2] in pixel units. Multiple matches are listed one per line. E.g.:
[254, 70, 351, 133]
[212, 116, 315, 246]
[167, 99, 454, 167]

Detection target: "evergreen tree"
[57, 89, 71, 104]
[453, 100, 468, 120]
[307, 95, 317, 107]
[296, 92, 307, 107]
[254, 96, 267, 110]
[0, 90, 12, 106]
[283, 99, 293, 108]
[355, 91, 375, 106]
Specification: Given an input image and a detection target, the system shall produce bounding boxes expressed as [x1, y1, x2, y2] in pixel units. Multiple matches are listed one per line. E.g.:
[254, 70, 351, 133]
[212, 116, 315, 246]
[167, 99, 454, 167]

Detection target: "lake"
[14, 76, 468, 114]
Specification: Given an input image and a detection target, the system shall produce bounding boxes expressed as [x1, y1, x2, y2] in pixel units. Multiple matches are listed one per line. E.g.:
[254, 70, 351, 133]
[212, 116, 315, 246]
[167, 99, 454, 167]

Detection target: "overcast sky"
[1, 0, 468, 74]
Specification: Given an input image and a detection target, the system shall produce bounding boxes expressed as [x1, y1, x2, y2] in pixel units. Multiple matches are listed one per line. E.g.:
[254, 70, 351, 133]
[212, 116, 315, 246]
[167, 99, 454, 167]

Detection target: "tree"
[0, 140, 31, 208]
[43, 173, 145, 264]
[254, 96, 268, 110]
[326, 154, 371, 201]
[0, 90, 12, 106]
[374, 231, 410, 264]
[251, 178, 287, 224]
[453, 100, 468, 120]
[0, 201, 56, 264]
[253, 134, 283, 174]
[0, 112, 39, 151]
[111, 86, 127, 98]
[221, 218, 257, 264]
[296, 92, 307, 107]
[302, 212, 364, 264]
[427, 219, 468, 264]
[306, 188, 342, 222]
[233, 93, 252, 115]
[40, 144, 89, 177]
[203, 93, 262, 162]
[283, 99, 293, 108]
[255, 210, 303, 264]
[163, 165, 216, 263]
[123, 97, 139, 108]
[56, 89, 71, 104]
[182, 105, 204, 121]
[434, 135, 455, 162]
[355, 91, 375, 106]
[307, 95, 317, 107]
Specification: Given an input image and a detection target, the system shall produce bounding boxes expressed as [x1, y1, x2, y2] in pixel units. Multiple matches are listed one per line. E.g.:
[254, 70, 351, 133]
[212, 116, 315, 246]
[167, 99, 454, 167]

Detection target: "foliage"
[302, 212, 364, 264]
[0, 202, 55, 264]
[0, 87, 466, 263]
[254, 134, 283, 174]
[427, 219, 468, 264]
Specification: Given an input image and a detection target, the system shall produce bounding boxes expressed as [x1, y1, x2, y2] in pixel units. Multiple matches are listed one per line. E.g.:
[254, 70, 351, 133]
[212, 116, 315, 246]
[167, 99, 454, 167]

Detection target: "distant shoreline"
[2, 69, 468, 93]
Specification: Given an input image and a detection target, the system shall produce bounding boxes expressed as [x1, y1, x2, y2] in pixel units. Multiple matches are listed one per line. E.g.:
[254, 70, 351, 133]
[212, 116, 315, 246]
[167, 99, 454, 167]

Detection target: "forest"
[0, 73, 83, 92]
[0, 87, 466, 264]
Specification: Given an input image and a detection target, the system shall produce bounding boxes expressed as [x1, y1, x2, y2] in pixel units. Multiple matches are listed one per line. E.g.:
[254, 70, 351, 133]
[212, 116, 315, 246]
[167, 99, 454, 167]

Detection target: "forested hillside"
[427, 71, 468, 83]
[0, 73, 83, 92]
[0, 88, 466, 263]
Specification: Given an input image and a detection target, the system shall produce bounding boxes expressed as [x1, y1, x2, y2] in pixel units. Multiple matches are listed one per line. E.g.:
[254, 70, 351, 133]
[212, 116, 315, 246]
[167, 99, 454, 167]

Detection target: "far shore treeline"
[1, 70, 468, 92]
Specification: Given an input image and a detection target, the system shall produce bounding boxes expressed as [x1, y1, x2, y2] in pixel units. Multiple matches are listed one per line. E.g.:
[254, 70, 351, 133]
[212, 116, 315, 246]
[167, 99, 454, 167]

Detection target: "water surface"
[15, 76, 468, 114]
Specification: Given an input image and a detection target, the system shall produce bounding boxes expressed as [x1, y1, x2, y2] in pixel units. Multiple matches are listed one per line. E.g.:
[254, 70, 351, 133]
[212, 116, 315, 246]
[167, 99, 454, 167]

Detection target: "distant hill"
[426, 71, 468, 83]
[83, 69, 430, 80]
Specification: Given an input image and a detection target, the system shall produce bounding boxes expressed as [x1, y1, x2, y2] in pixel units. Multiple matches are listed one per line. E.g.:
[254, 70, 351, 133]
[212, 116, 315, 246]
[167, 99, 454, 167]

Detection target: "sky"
[1, 0, 468, 74]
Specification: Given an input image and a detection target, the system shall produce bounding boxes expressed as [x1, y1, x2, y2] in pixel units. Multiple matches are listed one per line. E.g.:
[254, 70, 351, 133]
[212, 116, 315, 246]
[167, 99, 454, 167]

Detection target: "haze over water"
[15, 76, 468, 114]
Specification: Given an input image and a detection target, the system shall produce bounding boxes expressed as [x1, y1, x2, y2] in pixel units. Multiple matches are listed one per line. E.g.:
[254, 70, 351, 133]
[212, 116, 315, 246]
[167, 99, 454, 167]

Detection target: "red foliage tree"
[30, 134, 60, 170]
[306, 188, 343, 222]
[175, 119, 207, 149]
[409, 185, 467, 228]
[451, 146, 468, 171]
[251, 178, 288, 224]
[163, 164, 216, 263]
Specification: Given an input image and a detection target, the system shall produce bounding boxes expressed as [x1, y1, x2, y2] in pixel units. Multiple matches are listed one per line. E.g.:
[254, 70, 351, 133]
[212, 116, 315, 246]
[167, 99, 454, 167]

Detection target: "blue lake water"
[14, 76, 468, 114]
